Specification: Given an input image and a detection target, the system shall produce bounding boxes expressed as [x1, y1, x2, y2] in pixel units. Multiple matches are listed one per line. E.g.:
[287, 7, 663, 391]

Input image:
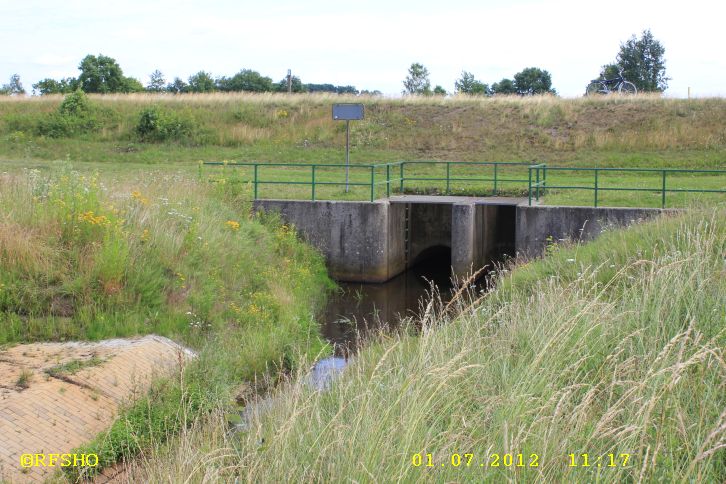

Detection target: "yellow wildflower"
[131, 190, 150, 206]
[225, 220, 240, 231]
[78, 211, 111, 226]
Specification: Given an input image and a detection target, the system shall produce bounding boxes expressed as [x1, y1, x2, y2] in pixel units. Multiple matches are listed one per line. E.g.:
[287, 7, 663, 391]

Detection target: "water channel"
[236, 249, 498, 429]
[309, 248, 488, 389]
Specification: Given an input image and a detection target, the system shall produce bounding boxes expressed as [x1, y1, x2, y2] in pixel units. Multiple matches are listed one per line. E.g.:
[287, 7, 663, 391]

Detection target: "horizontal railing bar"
[257, 181, 371, 187]
[204, 162, 383, 169]
[539, 167, 726, 174]
[543, 185, 726, 193]
[205, 161, 725, 175]
[402, 177, 528, 183]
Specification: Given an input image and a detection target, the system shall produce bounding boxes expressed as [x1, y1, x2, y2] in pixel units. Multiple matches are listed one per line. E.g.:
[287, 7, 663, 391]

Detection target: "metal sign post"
[332, 103, 364, 192]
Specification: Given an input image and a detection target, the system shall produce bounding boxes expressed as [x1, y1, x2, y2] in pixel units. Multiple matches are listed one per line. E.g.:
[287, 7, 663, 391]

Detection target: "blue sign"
[332, 103, 364, 120]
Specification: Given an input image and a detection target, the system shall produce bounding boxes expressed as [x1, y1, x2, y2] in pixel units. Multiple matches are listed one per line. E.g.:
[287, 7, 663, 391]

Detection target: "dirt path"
[0, 335, 195, 483]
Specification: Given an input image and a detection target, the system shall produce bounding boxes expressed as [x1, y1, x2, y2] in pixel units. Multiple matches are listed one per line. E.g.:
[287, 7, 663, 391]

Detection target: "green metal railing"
[203, 161, 402, 202]
[202, 160, 532, 202]
[527, 165, 726, 208]
[397, 161, 532, 196]
[201, 161, 726, 207]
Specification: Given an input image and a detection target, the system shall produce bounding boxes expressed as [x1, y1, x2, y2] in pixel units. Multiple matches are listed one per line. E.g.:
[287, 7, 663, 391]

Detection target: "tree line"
[1, 29, 667, 97]
[11, 55, 375, 96]
[403, 64, 557, 96]
[412, 29, 667, 97]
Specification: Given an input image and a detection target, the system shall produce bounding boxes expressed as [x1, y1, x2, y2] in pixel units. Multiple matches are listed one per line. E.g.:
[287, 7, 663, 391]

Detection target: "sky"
[1, 0, 725, 98]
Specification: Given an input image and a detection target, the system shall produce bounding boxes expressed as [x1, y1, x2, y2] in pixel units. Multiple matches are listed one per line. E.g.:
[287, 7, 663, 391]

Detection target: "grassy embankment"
[1, 93, 724, 207]
[128, 209, 725, 482]
[0, 164, 333, 478]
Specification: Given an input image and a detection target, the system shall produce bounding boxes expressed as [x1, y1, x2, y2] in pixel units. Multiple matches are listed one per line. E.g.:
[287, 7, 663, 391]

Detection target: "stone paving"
[0, 335, 195, 483]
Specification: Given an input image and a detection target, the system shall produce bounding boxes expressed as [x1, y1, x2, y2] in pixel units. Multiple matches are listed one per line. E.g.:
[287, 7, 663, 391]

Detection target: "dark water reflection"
[319, 249, 461, 356]
[308, 250, 494, 389]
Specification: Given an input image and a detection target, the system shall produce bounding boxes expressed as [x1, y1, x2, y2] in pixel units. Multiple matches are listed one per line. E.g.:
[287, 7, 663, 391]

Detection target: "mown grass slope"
[130, 209, 725, 482]
[1, 93, 725, 167]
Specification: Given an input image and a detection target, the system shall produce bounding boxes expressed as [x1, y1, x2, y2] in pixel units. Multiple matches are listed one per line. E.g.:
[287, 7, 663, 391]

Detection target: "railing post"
[543, 164, 547, 194]
[535, 166, 540, 201]
[446, 163, 451, 195]
[311, 165, 316, 201]
[370, 166, 375, 202]
[493, 163, 498, 196]
[400, 162, 405, 193]
[662, 170, 666, 208]
[528, 167, 532, 206]
[594, 169, 599, 207]
[386, 163, 391, 198]
[254, 164, 258, 200]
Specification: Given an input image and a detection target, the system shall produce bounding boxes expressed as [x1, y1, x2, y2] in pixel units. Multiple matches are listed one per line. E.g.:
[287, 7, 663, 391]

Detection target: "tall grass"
[1, 93, 724, 167]
[128, 209, 725, 482]
[0, 164, 335, 478]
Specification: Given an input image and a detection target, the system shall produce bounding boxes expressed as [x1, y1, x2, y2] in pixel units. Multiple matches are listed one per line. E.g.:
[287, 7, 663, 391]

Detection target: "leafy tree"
[166, 77, 188, 94]
[0, 74, 25, 95]
[187, 71, 216, 93]
[615, 29, 668, 91]
[33, 78, 77, 95]
[217, 69, 273, 92]
[275, 76, 305, 93]
[491, 78, 516, 95]
[513, 67, 556, 95]
[360, 89, 382, 96]
[597, 63, 620, 81]
[402, 62, 431, 95]
[454, 71, 490, 95]
[147, 70, 166, 92]
[124, 77, 145, 92]
[78, 54, 130, 93]
[433, 85, 447, 96]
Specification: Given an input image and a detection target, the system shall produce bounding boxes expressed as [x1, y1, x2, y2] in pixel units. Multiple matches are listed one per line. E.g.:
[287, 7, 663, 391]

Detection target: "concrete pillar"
[451, 202, 476, 277]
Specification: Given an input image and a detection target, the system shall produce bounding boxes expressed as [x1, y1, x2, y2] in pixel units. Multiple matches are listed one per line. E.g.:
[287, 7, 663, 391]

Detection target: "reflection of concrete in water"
[320, 250, 455, 356]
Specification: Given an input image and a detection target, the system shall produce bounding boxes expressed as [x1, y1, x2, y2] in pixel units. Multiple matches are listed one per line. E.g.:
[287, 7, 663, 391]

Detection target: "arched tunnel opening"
[409, 244, 452, 288]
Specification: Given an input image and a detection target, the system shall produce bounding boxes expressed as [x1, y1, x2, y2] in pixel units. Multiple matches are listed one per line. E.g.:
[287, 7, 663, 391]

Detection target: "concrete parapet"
[515, 205, 669, 258]
[254, 198, 666, 282]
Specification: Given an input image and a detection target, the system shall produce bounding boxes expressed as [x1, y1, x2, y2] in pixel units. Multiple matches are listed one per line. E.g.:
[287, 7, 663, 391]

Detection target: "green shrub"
[36, 90, 100, 137]
[135, 105, 198, 143]
[58, 90, 93, 116]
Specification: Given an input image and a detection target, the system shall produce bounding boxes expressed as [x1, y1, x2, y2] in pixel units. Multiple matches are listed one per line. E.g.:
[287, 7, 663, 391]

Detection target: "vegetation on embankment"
[131, 209, 725, 482]
[0, 163, 333, 478]
[1, 92, 725, 167]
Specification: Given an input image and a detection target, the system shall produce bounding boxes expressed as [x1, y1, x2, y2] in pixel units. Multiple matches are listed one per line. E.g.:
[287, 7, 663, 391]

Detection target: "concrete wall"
[515, 205, 668, 258]
[255, 198, 666, 282]
[254, 198, 503, 282]
[254, 200, 394, 282]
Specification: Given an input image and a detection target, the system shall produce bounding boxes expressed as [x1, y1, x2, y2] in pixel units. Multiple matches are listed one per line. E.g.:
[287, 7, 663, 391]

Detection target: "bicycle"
[585, 70, 637, 95]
